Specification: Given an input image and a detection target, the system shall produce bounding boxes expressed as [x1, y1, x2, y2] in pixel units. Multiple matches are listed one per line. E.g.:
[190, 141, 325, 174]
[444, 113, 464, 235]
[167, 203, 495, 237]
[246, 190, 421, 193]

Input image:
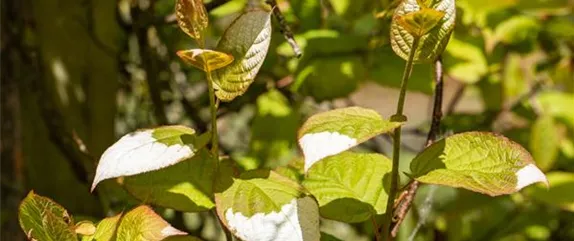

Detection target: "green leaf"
[443, 36, 488, 84]
[212, 9, 272, 101]
[74, 221, 96, 236]
[215, 169, 320, 241]
[494, 16, 540, 51]
[303, 152, 392, 223]
[535, 92, 574, 130]
[81, 214, 121, 241]
[18, 191, 76, 241]
[277, 30, 367, 58]
[530, 115, 560, 171]
[525, 172, 574, 212]
[370, 46, 433, 94]
[116, 205, 186, 241]
[298, 107, 402, 171]
[92, 125, 208, 191]
[123, 150, 216, 212]
[163, 236, 205, 241]
[410, 132, 548, 196]
[395, 8, 446, 38]
[176, 0, 208, 39]
[390, 0, 456, 63]
[177, 49, 234, 72]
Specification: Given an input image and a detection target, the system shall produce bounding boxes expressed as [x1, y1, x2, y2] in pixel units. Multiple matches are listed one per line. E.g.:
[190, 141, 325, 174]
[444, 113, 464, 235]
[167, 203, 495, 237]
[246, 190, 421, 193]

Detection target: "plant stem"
[205, 69, 219, 156]
[381, 37, 420, 240]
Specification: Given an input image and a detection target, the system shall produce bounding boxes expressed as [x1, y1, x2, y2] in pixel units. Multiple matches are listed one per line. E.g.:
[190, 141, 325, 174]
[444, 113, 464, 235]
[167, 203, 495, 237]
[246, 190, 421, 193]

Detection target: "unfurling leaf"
[116, 206, 187, 241]
[176, 0, 208, 39]
[395, 8, 446, 37]
[391, 0, 456, 63]
[177, 49, 234, 72]
[215, 167, 320, 241]
[91, 125, 209, 191]
[81, 214, 121, 241]
[19, 191, 76, 241]
[298, 107, 402, 171]
[410, 132, 548, 196]
[212, 9, 272, 101]
[303, 152, 392, 223]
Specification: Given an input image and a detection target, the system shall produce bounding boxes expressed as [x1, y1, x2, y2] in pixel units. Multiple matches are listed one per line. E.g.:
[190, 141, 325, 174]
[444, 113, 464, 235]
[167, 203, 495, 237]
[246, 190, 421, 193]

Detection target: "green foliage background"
[2, 0, 573, 240]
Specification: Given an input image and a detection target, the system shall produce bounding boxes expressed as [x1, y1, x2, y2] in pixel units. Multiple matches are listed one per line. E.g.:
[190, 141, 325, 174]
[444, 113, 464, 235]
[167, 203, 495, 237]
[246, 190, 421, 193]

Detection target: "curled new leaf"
[391, 0, 456, 63]
[212, 9, 272, 101]
[176, 0, 208, 40]
[177, 49, 234, 72]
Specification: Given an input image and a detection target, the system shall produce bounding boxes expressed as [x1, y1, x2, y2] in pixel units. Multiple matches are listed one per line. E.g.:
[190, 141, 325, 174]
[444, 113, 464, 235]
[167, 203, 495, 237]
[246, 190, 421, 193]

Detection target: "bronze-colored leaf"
[177, 49, 234, 72]
[176, 0, 208, 40]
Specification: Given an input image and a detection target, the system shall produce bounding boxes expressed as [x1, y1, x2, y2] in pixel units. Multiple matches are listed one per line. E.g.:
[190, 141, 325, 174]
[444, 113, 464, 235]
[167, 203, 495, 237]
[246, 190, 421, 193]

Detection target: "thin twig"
[390, 57, 445, 237]
[266, 0, 302, 58]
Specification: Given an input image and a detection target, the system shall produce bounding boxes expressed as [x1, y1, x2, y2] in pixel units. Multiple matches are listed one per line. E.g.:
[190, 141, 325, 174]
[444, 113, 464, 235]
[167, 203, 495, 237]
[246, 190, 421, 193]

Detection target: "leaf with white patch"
[177, 49, 234, 72]
[116, 205, 187, 241]
[390, 0, 456, 63]
[18, 191, 76, 241]
[215, 167, 320, 241]
[298, 107, 402, 171]
[81, 214, 121, 241]
[410, 132, 548, 196]
[123, 150, 216, 212]
[176, 0, 208, 39]
[212, 9, 272, 101]
[303, 151, 392, 223]
[92, 125, 208, 191]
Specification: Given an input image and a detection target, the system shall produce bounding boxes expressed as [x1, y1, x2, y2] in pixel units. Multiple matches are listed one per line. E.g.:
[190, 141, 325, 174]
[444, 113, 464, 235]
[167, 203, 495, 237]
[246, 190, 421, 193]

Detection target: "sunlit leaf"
[395, 8, 446, 38]
[177, 49, 234, 72]
[74, 221, 96, 236]
[303, 151, 392, 223]
[443, 36, 488, 84]
[116, 205, 186, 241]
[530, 115, 560, 171]
[535, 92, 574, 129]
[92, 125, 209, 191]
[81, 214, 121, 241]
[390, 0, 456, 63]
[176, 0, 208, 39]
[410, 132, 548, 196]
[298, 107, 402, 171]
[212, 9, 272, 101]
[123, 150, 216, 212]
[18, 191, 76, 241]
[215, 167, 320, 241]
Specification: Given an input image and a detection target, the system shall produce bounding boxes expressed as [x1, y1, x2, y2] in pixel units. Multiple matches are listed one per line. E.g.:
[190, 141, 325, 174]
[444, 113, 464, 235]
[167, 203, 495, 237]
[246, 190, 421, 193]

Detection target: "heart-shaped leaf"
[410, 132, 548, 196]
[391, 0, 456, 63]
[177, 49, 234, 72]
[116, 205, 187, 241]
[215, 167, 320, 241]
[212, 9, 272, 101]
[303, 151, 392, 223]
[176, 0, 208, 39]
[298, 107, 402, 171]
[92, 125, 209, 191]
[19, 191, 76, 241]
[123, 150, 216, 212]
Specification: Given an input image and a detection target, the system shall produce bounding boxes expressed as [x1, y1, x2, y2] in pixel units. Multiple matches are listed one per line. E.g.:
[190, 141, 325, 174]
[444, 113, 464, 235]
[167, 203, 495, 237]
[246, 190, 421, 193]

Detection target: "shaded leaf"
[530, 115, 560, 171]
[298, 107, 402, 171]
[177, 49, 234, 72]
[176, 0, 208, 39]
[410, 132, 548, 196]
[18, 191, 76, 241]
[92, 125, 209, 190]
[123, 150, 216, 212]
[212, 9, 272, 101]
[525, 172, 574, 212]
[390, 0, 456, 63]
[81, 214, 121, 241]
[535, 92, 574, 129]
[116, 206, 186, 241]
[303, 152, 392, 223]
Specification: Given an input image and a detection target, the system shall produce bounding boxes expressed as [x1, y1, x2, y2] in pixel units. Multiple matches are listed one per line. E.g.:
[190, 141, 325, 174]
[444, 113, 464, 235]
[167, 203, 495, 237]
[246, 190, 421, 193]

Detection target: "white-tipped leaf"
[116, 205, 186, 241]
[212, 9, 272, 101]
[410, 132, 548, 196]
[215, 167, 319, 241]
[298, 107, 401, 172]
[92, 125, 208, 191]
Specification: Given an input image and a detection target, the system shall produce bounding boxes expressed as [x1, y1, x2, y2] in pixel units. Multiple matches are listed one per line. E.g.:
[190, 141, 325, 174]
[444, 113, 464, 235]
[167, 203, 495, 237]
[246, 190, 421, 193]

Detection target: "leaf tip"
[299, 132, 357, 172]
[516, 163, 548, 191]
